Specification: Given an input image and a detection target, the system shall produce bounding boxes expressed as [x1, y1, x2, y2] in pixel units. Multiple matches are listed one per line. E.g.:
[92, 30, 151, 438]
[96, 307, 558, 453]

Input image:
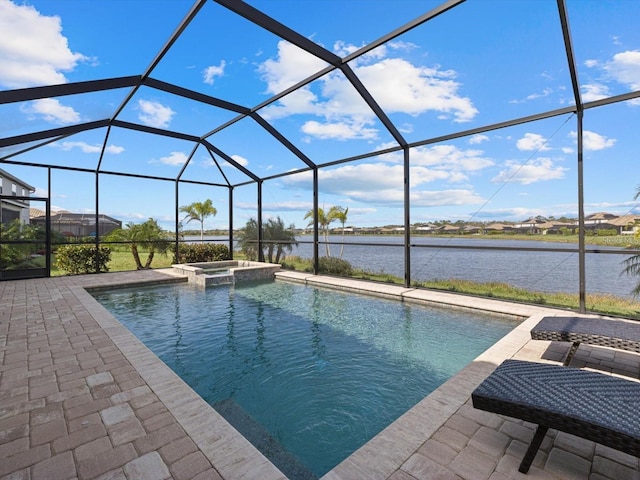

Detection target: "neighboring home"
[484, 223, 511, 233]
[608, 214, 640, 235]
[414, 223, 437, 233]
[462, 225, 483, 234]
[438, 224, 461, 234]
[583, 212, 618, 227]
[0, 168, 35, 226]
[513, 217, 546, 234]
[539, 221, 575, 235]
[30, 210, 122, 238]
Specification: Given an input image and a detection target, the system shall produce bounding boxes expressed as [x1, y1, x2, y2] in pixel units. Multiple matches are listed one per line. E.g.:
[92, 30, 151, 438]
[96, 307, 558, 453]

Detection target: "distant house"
[0, 168, 35, 226]
[414, 223, 437, 233]
[608, 214, 640, 235]
[514, 217, 546, 234]
[30, 211, 122, 238]
[583, 212, 618, 226]
[484, 223, 512, 233]
[438, 225, 460, 233]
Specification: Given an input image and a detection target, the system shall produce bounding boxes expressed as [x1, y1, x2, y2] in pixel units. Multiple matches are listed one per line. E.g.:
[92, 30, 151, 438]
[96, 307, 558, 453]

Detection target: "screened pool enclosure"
[1, 0, 640, 314]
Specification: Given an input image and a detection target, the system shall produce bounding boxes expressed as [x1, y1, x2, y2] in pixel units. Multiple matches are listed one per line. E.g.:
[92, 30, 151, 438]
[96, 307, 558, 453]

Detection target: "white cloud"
[568, 130, 616, 150]
[409, 189, 484, 207]
[583, 130, 616, 150]
[279, 156, 488, 207]
[604, 50, 640, 90]
[584, 59, 599, 68]
[259, 40, 329, 94]
[203, 61, 226, 85]
[581, 83, 610, 102]
[469, 134, 489, 145]
[153, 151, 187, 166]
[516, 133, 551, 152]
[409, 144, 494, 174]
[510, 88, 554, 103]
[137, 99, 175, 128]
[491, 158, 568, 185]
[20, 98, 80, 124]
[258, 40, 478, 140]
[230, 154, 249, 167]
[0, 0, 89, 88]
[51, 141, 124, 154]
[301, 120, 378, 140]
[261, 201, 313, 212]
[351, 57, 478, 122]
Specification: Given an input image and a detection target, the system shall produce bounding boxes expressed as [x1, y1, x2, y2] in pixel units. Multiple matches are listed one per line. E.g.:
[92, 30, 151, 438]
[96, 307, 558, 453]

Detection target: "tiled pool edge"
[75, 269, 568, 480]
[71, 282, 287, 480]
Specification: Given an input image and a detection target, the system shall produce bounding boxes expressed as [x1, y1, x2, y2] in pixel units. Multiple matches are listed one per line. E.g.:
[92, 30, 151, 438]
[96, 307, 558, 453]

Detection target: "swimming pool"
[92, 280, 519, 478]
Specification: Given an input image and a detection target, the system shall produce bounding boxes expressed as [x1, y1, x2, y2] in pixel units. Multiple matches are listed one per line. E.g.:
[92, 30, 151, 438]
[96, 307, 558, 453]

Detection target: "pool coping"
[67, 269, 571, 479]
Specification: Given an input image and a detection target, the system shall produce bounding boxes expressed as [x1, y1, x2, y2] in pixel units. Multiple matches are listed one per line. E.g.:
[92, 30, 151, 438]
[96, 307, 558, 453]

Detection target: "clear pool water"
[92, 280, 519, 478]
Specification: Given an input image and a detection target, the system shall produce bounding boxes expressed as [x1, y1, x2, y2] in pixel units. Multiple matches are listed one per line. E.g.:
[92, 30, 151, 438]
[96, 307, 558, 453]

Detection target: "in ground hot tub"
[171, 260, 281, 287]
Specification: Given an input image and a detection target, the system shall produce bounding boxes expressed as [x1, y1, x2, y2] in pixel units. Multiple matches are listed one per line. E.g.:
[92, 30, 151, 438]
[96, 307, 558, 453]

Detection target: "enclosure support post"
[46, 167, 52, 277]
[577, 111, 586, 312]
[94, 171, 100, 273]
[404, 147, 411, 288]
[174, 180, 180, 264]
[257, 180, 264, 262]
[228, 186, 234, 259]
[313, 168, 319, 274]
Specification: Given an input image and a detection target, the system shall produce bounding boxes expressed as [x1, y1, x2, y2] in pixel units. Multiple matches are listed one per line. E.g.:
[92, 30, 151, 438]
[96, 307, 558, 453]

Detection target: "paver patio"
[1, 269, 638, 479]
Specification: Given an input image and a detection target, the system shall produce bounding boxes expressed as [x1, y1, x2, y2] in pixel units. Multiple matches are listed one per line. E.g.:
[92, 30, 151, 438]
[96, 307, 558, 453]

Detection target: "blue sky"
[1, 0, 640, 231]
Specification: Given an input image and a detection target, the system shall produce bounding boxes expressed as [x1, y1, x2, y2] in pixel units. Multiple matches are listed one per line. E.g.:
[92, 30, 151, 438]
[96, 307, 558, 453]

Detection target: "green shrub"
[317, 257, 353, 276]
[55, 245, 111, 274]
[173, 243, 230, 263]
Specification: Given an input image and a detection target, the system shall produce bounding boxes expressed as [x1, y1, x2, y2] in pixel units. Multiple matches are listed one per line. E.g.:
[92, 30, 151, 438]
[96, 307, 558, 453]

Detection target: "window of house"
[12, 183, 17, 196]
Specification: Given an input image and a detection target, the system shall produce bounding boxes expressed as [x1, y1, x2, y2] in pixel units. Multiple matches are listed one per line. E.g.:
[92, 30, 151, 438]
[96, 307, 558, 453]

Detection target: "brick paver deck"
[1, 269, 639, 479]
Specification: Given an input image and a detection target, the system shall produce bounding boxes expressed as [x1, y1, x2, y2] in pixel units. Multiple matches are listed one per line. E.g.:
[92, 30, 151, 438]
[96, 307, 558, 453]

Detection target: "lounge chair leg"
[563, 342, 580, 366]
[519, 425, 548, 474]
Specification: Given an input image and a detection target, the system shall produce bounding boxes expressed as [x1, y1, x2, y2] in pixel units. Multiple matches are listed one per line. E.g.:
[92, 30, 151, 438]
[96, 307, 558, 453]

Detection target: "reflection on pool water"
[92, 280, 519, 479]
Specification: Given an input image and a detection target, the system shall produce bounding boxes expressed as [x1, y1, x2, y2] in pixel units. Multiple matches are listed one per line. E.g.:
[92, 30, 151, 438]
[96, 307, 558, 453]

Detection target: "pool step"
[213, 398, 317, 480]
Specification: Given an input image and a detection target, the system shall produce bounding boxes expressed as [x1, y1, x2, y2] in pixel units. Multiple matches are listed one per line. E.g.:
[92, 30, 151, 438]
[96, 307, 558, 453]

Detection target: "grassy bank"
[281, 255, 640, 319]
[50, 248, 174, 276]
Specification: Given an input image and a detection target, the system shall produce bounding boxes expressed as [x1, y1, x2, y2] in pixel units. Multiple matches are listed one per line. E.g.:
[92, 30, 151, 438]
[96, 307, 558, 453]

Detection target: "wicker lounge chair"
[471, 359, 640, 474]
[531, 315, 640, 366]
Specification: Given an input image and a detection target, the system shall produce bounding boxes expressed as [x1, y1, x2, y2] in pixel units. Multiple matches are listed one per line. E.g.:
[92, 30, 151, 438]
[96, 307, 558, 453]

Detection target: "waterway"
[187, 235, 640, 299]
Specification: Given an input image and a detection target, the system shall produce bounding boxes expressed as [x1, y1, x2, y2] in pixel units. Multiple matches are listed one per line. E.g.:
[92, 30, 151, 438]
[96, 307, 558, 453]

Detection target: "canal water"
[189, 235, 640, 299]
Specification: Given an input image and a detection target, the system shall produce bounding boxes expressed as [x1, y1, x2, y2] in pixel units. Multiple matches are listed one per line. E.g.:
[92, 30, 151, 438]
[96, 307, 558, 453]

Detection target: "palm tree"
[106, 218, 170, 270]
[179, 199, 217, 241]
[238, 218, 260, 261]
[237, 217, 298, 263]
[328, 206, 348, 258]
[304, 207, 334, 256]
[263, 217, 298, 263]
[622, 187, 640, 296]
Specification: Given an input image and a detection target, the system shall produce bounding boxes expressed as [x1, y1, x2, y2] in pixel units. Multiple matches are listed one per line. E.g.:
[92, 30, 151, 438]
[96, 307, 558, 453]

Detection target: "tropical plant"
[263, 216, 298, 263]
[304, 207, 334, 256]
[179, 199, 217, 241]
[0, 220, 45, 269]
[105, 218, 170, 270]
[621, 187, 640, 296]
[55, 245, 111, 274]
[237, 216, 298, 263]
[328, 205, 348, 258]
[172, 243, 230, 263]
[304, 205, 349, 258]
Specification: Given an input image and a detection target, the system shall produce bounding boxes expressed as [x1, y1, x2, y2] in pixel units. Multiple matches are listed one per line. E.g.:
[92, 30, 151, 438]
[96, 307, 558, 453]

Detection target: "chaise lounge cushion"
[472, 359, 640, 472]
[531, 316, 640, 353]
